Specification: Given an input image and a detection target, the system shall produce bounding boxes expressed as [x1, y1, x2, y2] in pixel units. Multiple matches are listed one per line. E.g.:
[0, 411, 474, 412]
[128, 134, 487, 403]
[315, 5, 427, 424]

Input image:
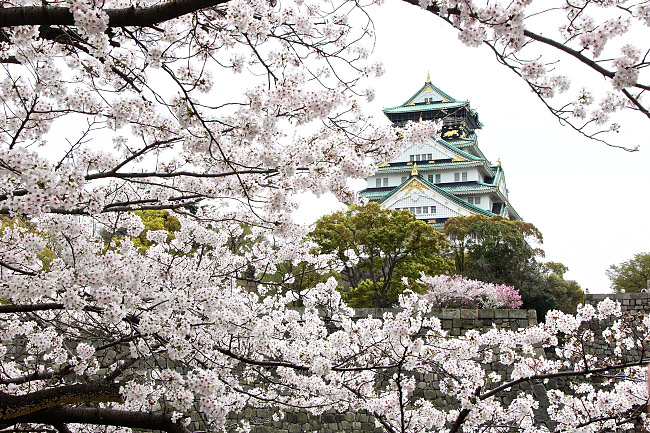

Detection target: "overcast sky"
[295, 0, 650, 294]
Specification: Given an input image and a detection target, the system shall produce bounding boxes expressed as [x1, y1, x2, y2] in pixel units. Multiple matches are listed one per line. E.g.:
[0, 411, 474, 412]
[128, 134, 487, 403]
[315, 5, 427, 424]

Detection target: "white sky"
[295, 0, 650, 294]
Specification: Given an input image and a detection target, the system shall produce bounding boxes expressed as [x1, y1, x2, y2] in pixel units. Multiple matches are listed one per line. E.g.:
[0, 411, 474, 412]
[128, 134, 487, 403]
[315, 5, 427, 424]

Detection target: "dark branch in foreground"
[0, 383, 122, 420]
[0, 0, 230, 28]
[6, 407, 190, 433]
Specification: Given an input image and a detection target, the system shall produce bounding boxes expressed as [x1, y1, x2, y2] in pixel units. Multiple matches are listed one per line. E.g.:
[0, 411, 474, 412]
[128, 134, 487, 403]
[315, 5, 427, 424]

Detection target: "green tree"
[607, 252, 650, 293]
[443, 215, 556, 317]
[99, 210, 182, 252]
[541, 262, 584, 314]
[309, 202, 453, 308]
[0, 217, 57, 272]
[131, 210, 182, 252]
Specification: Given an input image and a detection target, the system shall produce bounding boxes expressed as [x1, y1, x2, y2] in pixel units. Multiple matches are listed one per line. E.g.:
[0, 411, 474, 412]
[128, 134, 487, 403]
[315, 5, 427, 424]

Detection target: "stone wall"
[585, 292, 650, 313]
[224, 308, 538, 433]
[231, 295, 650, 433]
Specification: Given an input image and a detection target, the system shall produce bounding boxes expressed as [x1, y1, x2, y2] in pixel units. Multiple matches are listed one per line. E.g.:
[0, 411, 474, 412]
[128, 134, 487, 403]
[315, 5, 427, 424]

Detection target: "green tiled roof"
[358, 189, 390, 200]
[384, 101, 467, 114]
[436, 137, 483, 161]
[375, 161, 484, 173]
[445, 133, 477, 146]
[403, 79, 457, 104]
[375, 176, 494, 217]
[383, 79, 469, 114]
[441, 184, 496, 194]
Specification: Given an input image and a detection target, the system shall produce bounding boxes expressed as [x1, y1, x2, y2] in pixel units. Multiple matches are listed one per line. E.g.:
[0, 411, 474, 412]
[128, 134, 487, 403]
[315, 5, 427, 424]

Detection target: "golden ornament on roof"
[411, 163, 419, 176]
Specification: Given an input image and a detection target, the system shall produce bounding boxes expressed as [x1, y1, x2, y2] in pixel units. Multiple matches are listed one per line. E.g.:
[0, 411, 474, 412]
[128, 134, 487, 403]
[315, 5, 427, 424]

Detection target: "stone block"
[518, 320, 529, 329]
[344, 412, 355, 422]
[509, 309, 527, 319]
[479, 309, 494, 319]
[441, 309, 460, 319]
[460, 309, 478, 319]
[494, 309, 509, 319]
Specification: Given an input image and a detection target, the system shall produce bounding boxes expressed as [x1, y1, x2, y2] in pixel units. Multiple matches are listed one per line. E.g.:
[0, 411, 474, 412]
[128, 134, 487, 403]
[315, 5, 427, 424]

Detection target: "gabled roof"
[383, 75, 468, 114]
[377, 175, 494, 218]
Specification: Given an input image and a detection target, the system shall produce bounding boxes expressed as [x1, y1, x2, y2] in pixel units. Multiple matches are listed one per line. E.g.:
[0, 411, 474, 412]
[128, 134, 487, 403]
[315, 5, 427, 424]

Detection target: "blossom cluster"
[418, 273, 523, 309]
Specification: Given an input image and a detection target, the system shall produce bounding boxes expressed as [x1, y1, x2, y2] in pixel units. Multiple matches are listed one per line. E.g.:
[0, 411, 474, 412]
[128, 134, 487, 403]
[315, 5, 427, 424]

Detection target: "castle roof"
[383, 74, 464, 114]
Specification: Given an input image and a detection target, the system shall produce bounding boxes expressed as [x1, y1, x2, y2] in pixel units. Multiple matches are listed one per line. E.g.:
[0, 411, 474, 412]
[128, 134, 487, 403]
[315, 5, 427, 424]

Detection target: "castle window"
[382, 178, 388, 187]
[420, 154, 427, 160]
[474, 196, 481, 204]
[428, 174, 433, 183]
[427, 153, 432, 160]
[468, 197, 474, 204]
[410, 155, 414, 162]
[462, 172, 468, 181]
[454, 172, 460, 181]
[376, 178, 381, 187]
[416, 207, 422, 214]
[435, 174, 441, 183]
[431, 206, 437, 214]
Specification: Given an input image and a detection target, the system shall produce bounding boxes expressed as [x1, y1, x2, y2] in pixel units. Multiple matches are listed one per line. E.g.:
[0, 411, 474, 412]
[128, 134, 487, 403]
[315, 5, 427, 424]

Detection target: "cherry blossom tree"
[0, 0, 649, 433]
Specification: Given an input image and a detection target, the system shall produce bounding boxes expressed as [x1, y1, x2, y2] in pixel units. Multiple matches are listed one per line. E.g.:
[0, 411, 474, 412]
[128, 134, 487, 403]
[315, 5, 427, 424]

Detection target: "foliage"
[0, 217, 57, 272]
[443, 214, 543, 279]
[131, 210, 182, 251]
[418, 273, 522, 309]
[541, 262, 585, 314]
[607, 252, 650, 293]
[0, 0, 649, 432]
[443, 215, 583, 319]
[309, 202, 453, 307]
[100, 210, 182, 252]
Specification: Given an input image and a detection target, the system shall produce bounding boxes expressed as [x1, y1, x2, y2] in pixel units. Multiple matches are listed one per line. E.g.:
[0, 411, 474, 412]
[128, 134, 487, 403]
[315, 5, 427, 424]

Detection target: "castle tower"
[359, 75, 520, 225]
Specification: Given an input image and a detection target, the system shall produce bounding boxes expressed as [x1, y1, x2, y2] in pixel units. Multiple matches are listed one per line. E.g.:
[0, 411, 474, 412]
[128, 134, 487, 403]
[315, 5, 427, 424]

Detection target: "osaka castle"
[359, 74, 521, 225]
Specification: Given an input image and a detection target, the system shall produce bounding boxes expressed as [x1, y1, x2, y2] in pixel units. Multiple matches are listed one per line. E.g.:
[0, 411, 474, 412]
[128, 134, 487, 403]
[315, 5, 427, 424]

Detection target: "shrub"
[418, 274, 522, 309]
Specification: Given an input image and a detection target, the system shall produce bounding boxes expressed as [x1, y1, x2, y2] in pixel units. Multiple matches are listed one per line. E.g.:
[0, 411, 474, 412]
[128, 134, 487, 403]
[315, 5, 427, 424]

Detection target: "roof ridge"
[385, 79, 461, 111]
[435, 137, 483, 161]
